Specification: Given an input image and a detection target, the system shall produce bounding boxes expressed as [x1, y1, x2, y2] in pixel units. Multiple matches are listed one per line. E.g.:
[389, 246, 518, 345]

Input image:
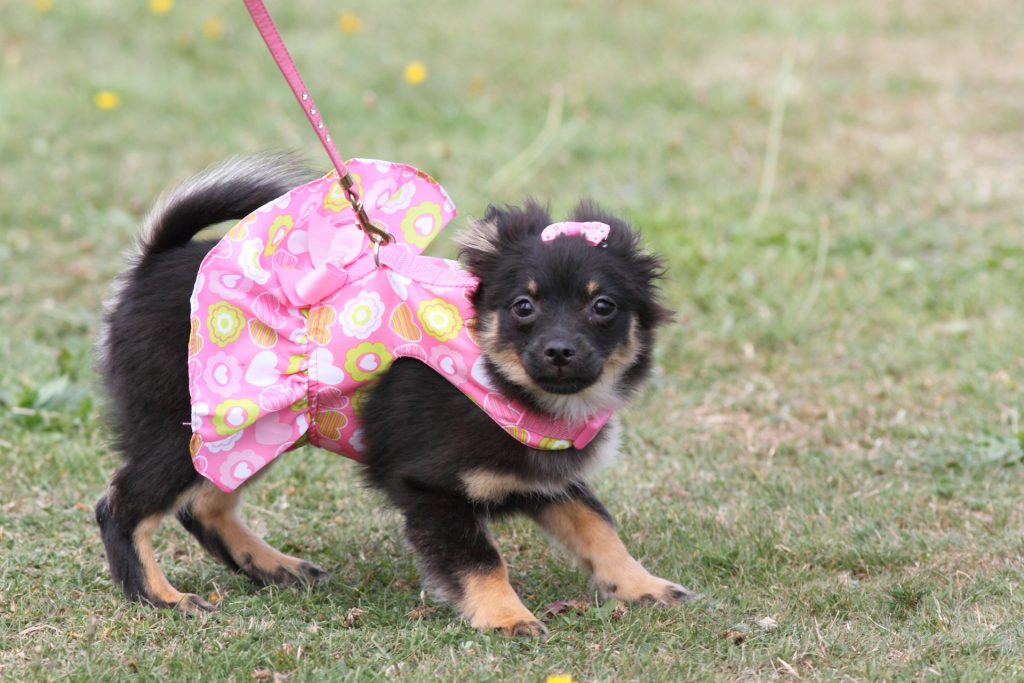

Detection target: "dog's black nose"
[543, 341, 576, 367]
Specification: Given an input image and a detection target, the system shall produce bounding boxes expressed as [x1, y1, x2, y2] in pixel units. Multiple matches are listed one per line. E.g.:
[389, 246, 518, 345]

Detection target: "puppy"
[96, 154, 694, 635]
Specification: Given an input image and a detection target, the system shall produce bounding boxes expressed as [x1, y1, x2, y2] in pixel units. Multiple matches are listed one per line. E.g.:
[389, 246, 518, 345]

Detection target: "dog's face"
[458, 201, 670, 420]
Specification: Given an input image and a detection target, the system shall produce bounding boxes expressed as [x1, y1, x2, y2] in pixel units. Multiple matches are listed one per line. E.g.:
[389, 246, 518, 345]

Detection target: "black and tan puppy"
[96, 156, 694, 635]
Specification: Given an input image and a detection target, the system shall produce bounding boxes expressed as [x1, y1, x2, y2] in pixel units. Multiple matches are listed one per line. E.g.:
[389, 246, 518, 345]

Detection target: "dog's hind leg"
[176, 481, 329, 588]
[96, 462, 215, 615]
[530, 484, 697, 606]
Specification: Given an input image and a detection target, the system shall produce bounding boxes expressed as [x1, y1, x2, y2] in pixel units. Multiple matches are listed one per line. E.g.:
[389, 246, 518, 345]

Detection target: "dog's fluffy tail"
[140, 152, 318, 256]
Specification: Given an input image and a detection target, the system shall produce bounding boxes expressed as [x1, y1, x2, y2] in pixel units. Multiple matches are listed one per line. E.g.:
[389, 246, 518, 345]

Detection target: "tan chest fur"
[460, 419, 622, 502]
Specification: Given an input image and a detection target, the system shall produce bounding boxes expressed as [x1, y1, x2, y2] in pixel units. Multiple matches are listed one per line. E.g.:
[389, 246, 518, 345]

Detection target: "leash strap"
[241, 0, 391, 248]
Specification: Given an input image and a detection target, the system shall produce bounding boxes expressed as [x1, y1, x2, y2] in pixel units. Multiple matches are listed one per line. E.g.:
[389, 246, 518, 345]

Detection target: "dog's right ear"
[456, 205, 502, 279]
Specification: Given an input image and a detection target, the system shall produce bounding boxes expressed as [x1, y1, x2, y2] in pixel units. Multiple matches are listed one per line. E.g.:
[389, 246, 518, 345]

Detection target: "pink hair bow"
[540, 221, 610, 246]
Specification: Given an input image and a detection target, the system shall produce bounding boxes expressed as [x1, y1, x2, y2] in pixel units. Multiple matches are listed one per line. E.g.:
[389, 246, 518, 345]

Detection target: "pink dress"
[188, 159, 611, 492]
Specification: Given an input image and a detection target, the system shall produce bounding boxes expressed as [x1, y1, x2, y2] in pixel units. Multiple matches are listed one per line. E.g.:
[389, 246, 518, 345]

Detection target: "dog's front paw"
[271, 561, 330, 587]
[458, 567, 548, 637]
[660, 582, 699, 605]
[500, 619, 549, 638]
[174, 593, 219, 615]
[636, 581, 698, 606]
[290, 561, 331, 586]
[468, 607, 548, 638]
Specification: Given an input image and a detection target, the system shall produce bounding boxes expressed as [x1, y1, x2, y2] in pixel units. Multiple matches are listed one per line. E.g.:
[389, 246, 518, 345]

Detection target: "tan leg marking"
[190, 482, 327, 586]
[536, 500, 695, 605]
[459, 561, 546, 637]
[133, 514, 215, 614]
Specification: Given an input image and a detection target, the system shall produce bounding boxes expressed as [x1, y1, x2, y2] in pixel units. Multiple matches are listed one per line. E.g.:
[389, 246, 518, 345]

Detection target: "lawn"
[2, 0, 1023, 680]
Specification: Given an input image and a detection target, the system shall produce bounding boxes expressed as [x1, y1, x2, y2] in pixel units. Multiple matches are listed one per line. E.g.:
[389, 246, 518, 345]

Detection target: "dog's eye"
[511, 297, 536, 319]
[592, 297, 617, 318]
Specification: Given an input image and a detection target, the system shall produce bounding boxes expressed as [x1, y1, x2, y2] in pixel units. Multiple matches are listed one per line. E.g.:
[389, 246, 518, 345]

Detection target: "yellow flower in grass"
[202, 16, 224, 40]
[149, 0, 173, 15]
[207, 301, 245, 347]
[93, 90, 121, 111]
[344, 342, 393, 382]
[404, 61, 427, 86]
[401, 201, 442, 249]
[211, 399, 259, 436]
[337, 12, 362, 34]
[417, 297, 462, 342]
[34, 0, 54, 13]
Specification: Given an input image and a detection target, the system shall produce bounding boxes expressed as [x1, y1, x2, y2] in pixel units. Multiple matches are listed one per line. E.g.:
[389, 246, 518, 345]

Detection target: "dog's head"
[458, 200, 671, 421]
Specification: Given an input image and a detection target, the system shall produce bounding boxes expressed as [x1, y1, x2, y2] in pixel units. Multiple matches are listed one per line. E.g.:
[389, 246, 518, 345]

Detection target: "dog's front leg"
[531, 485, 697, 606]
[401, 491, 546, 637]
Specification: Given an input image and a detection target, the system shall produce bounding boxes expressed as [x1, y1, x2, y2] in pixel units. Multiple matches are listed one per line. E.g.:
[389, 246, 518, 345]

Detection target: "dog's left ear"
[571, 200, 675, 328]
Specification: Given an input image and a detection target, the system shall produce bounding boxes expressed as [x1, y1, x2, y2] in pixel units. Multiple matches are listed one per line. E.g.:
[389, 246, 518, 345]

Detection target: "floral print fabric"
[189, 159, 611, 492]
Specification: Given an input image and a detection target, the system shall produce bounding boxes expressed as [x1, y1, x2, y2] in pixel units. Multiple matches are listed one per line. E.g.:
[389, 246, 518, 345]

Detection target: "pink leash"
[241, 0, 391, 251]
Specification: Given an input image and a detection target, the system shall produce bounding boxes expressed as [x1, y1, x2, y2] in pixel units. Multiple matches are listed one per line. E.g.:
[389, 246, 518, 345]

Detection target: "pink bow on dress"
[274, 162, 456, 308]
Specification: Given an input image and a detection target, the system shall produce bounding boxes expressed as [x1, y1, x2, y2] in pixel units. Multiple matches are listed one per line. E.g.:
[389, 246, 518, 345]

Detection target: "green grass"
[2, 0, 1023, 680]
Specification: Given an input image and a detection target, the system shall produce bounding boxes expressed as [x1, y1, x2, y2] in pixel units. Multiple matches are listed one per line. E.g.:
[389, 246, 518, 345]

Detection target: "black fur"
[96, 155, 680, 628]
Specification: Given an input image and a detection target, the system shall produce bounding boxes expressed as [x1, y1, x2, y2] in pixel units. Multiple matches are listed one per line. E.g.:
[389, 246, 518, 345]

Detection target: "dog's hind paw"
[241, 555, 330, 588]
[661, 583, 699, 605]
[603, 574, 699, 607]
